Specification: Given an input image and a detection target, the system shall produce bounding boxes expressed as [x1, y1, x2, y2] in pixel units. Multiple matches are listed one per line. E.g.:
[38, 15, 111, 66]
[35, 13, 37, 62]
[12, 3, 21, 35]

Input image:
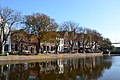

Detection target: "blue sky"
[1, 0, 120, 42]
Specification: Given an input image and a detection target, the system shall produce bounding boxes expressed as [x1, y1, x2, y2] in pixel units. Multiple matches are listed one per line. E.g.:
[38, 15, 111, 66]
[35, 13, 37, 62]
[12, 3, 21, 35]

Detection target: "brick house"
[11, 30, 30, 54]
[11, 30, 56, 54]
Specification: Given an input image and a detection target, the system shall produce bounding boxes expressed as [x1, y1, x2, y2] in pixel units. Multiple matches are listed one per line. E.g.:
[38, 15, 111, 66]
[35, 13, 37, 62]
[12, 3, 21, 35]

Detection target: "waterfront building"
[0, 17, 11, 53]
[11, 30, 56, 54]
[11, 30, 30, 54]
[57, 31, 100, 53]
[112, 43, 120, 52]
[0, 25, 101, 54]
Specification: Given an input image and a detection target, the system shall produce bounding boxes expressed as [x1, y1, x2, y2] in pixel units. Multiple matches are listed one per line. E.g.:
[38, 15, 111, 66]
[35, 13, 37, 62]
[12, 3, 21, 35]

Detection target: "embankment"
[0, 53, 103, 61]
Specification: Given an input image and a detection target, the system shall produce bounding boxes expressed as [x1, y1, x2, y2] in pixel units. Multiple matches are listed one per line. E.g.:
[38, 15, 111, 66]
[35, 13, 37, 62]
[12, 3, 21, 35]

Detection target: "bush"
[0, 53, 7, 56]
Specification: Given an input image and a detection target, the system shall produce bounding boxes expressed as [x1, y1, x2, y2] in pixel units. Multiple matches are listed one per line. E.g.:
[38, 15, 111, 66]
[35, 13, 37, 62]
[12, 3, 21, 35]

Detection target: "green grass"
[0, 53, 7, 56]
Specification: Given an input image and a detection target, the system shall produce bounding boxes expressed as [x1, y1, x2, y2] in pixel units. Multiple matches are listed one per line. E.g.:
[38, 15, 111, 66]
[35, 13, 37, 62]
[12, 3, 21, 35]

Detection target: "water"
[0, 56, 120, 80]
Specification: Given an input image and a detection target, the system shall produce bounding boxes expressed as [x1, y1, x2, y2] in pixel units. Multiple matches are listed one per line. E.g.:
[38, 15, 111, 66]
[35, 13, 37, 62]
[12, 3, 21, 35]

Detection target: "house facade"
[57, 31, 100, 53]
[0, 17, 11, 53]
[11, 30, 56, 54]
[0, 25, 101, 54]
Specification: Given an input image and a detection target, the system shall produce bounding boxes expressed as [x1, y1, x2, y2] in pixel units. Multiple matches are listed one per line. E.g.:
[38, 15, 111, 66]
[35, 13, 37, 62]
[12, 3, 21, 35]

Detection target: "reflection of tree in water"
[9, 64, 29, 80]
[38, 56, 112, 80]
[77, 57, 112, 80]
[28, 62, 40, 80]
[39, 56, 112, 80]
[0, 56, 112, 80]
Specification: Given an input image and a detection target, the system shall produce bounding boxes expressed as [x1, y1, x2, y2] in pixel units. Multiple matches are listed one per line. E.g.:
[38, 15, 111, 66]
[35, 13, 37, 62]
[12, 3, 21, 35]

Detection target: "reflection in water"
[0, 56, 112, 80]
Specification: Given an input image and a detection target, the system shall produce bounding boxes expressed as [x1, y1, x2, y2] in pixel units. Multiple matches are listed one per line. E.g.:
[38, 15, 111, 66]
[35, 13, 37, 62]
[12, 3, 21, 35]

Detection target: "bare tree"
[90, 30, 102, 52]
[77, 27, 89, 53]
[23, 13, 57, 53]
[60, 21, 79, 53]
[0, 6, 21, 54]
[77, 27, 103, 53]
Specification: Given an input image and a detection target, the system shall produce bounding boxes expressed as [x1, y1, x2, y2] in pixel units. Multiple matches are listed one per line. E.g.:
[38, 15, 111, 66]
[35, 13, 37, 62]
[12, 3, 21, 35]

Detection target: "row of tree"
[0, 6, 114, 54]
[59, 21, 114, 53]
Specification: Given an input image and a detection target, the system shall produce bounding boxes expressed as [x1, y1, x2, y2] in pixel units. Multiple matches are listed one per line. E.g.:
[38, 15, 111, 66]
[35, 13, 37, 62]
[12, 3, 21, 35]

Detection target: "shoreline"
[0, 53, 103, 61]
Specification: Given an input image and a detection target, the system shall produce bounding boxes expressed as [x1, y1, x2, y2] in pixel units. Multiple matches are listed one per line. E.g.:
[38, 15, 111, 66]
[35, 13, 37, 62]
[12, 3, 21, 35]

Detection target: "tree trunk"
[82, 41, 85, 53]
[1, 27, 4, 54]
[8, 30, 11, 52]
[37, 39, 40, 54]
[55, 44, 58, 54]
[0, 42, 2, 54]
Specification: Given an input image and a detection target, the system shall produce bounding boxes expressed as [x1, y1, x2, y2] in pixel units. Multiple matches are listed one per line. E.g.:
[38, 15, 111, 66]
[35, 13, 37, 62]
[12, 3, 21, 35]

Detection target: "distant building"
[112, 44, 120, 52]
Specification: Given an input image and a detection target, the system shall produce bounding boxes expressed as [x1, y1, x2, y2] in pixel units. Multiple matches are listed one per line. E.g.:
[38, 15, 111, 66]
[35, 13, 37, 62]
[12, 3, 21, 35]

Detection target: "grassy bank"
[0, 53, 103, 61]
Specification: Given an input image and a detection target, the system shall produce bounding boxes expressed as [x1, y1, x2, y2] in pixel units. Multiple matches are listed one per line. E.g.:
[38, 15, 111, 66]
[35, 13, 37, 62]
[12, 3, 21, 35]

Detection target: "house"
[57, 31, 100, 53]
[11, 30, 57, 54]
[0, 26, 101, 54]
[0, 17, 11, 53]
[11, 30, 30, 54]
[57, 31, 78, 53]
[112, 43, 120, 52]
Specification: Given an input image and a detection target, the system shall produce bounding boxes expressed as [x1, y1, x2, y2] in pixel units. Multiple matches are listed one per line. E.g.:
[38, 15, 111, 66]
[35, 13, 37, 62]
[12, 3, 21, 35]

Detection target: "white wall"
[58, 38, 64, 52]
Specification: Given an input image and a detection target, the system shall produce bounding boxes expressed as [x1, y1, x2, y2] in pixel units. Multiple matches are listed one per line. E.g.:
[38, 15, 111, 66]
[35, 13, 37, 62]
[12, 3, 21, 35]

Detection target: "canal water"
[0, 56, 120, 80]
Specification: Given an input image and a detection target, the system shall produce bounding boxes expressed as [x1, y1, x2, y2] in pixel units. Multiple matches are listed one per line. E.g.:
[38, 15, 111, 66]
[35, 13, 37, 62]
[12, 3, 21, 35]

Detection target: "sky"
[0, 0, 120, 43]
